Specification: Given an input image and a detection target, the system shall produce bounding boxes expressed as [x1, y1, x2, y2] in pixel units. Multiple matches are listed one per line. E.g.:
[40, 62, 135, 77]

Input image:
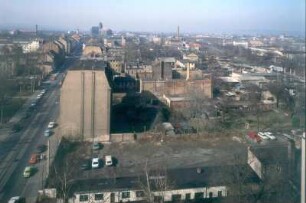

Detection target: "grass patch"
[1, 98, 25, 123]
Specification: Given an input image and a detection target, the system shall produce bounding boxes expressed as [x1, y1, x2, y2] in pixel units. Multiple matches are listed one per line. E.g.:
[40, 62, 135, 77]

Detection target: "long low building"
[60, 60, 111, 142]
[68, 165, 260, 203]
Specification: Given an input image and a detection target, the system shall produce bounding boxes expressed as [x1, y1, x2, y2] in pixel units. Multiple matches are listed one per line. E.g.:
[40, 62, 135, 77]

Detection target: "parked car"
[8, 196, 26, 203]
[44, 129, 51, 137]
[23, 166, 33, 178]
[264, 132, 276, 140]
[105, 155, 113, 166]
[36, 144, 47, 153]
[48, 121, 55, 129]
[91, 158, 100, 169]
[257, 132, 268, 140]
[29, 153, 39, 164]
[81, 160, 91, 170]
[92, 142, 101, 150]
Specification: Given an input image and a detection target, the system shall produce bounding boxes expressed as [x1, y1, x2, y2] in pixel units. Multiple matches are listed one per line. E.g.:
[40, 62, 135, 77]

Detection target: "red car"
[29, 154, 39, 164]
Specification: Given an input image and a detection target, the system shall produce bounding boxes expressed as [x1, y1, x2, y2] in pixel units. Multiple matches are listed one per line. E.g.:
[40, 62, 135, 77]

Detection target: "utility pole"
[47, 139, 50, 177]
[302, 132, 305, 203]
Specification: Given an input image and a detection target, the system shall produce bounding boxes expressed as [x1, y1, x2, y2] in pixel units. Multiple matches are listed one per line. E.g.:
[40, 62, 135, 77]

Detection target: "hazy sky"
[0, 0, 305, 35]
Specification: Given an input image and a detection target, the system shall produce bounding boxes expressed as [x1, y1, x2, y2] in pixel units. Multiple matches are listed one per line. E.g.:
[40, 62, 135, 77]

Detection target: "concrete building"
[22, 40, 40, 53]
[82, 46, 103, 58]
[247, 143, 294, 180]
[60, 60, 111, 142]
[233, 41, 248, 48]
[152, 57, 175, 81]
[69, 165, 259, 203]
[58, 37, 71, 54]
[183, 53, 199, 62]
[91, 26, 100, 36]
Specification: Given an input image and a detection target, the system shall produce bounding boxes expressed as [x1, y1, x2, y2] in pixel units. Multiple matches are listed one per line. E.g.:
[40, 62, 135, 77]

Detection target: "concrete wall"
[60, 70, 111, 142]
[141, 78, 212, 99]
[248, 147, 263, 179]
[152, 61, 173, 81]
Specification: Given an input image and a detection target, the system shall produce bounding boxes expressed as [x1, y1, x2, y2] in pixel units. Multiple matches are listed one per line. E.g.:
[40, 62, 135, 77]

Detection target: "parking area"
[50, 136, 248, 183]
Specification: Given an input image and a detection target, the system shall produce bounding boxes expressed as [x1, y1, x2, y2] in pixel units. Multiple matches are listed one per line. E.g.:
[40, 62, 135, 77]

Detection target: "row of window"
[79, 190, 145, 202]
[79, 190, 223, 202]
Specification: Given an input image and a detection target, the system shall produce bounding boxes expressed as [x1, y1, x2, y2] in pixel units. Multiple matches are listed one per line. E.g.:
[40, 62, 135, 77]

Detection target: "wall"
[60, 70, 111, 142]
[141, 78, 212, 99]
[72, 186, 228, 203]
[247, 147, 263, 179]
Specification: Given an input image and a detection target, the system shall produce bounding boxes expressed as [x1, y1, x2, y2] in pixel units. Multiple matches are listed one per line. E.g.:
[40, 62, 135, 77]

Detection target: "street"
[0, 47, 80, 202]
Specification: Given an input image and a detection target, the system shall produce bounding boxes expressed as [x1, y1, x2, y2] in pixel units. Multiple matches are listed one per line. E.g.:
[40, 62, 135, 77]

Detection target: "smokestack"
[177, 26, 180, 39]
[186, 64, 190, 81]
[35, 24, 38, 36]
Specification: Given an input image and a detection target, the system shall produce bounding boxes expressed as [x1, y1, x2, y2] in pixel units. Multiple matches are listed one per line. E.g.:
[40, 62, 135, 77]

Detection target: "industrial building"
[60, 60, 111, 142]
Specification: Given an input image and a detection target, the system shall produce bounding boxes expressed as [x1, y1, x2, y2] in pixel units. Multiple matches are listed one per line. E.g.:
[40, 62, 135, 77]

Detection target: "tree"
[53, 161, 72, 203]
[182, 87, 211, 134]
[266, 82, 285, 108]
[138, 160, 172, 203]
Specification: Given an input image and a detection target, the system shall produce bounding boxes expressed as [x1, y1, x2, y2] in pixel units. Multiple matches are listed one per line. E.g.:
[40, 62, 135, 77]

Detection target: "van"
[105, 155, 112, 166]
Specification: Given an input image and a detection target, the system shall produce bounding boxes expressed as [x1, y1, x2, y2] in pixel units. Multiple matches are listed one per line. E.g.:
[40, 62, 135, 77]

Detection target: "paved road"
[0, 76, 61, 202]
[0, 45, 81, 202]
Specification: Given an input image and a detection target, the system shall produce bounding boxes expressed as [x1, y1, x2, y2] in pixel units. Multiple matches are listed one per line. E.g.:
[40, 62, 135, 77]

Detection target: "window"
[154, 196, 163, 202]
[121, 191, 130, 199]
[79, 194, 89, 202]
[172, 194, 182, 201]
[95, 193, 104, 200]
[185, 193, 191, 200]
[136, 190, 145, 197]
[194, 192, 204, 199]
[218, 191, 222, 197]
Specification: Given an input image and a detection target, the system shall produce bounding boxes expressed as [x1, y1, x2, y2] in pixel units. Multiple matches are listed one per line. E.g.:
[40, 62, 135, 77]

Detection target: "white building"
[22, 40, 40, 53]
[68, 165, 259, 203]
[233, 41, 248, 48]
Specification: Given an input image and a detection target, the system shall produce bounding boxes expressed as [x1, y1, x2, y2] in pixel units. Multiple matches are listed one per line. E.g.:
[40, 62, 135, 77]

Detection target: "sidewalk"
[0, 91, 40, 141]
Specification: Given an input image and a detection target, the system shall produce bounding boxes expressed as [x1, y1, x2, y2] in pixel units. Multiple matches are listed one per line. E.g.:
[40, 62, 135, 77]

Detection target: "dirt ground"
[60, 136, 247, 180]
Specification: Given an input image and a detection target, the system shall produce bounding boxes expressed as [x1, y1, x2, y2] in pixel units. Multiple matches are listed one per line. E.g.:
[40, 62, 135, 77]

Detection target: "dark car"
[81, 160, 91, 170]
[36, 144, 47, 153]
[92, 142, 101, 150]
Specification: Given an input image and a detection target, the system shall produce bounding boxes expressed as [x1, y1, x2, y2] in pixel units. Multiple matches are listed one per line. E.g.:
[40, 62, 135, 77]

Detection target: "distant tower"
[177, 26, 180, 39]
[35, 24, 38, 36]
[99, 22, 103, 36]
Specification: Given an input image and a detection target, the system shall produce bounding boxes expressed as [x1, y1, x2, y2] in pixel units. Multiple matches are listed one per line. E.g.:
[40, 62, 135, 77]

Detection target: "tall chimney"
[35, 24, 38, 36]
[186, 64, 190, 81]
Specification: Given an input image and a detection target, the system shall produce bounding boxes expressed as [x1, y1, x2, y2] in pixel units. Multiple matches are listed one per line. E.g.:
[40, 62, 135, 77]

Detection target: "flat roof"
[249, 144, 289, 165]
[70, 59, 108, 71]
[71, 164, 260, 195]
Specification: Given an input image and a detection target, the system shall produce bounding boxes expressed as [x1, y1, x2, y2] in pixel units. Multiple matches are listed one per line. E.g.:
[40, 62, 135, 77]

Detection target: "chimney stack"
[186, 64, 190, 81]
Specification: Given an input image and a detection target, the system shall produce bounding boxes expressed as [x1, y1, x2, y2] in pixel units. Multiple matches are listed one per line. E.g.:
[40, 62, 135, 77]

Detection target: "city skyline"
[0, 0, 305, 35]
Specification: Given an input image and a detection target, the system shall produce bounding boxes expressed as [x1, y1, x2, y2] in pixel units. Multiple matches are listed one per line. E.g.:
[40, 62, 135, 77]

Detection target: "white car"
[264, 132, 276, 140]
[8, 196, 25, 203]
[105, 155, 113, 166]
[48, 122, 55, 129]
[257, 132, 268, 140]
[92, 158, 100, 168]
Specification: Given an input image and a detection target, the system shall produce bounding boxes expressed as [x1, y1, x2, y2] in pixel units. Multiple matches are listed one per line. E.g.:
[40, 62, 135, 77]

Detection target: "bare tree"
[138, 159, 172, 203]
[52, 159, 72, 202]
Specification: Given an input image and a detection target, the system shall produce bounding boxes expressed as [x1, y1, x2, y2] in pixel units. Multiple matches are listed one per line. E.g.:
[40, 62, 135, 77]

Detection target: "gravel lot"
[58, 136, 248, 181]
